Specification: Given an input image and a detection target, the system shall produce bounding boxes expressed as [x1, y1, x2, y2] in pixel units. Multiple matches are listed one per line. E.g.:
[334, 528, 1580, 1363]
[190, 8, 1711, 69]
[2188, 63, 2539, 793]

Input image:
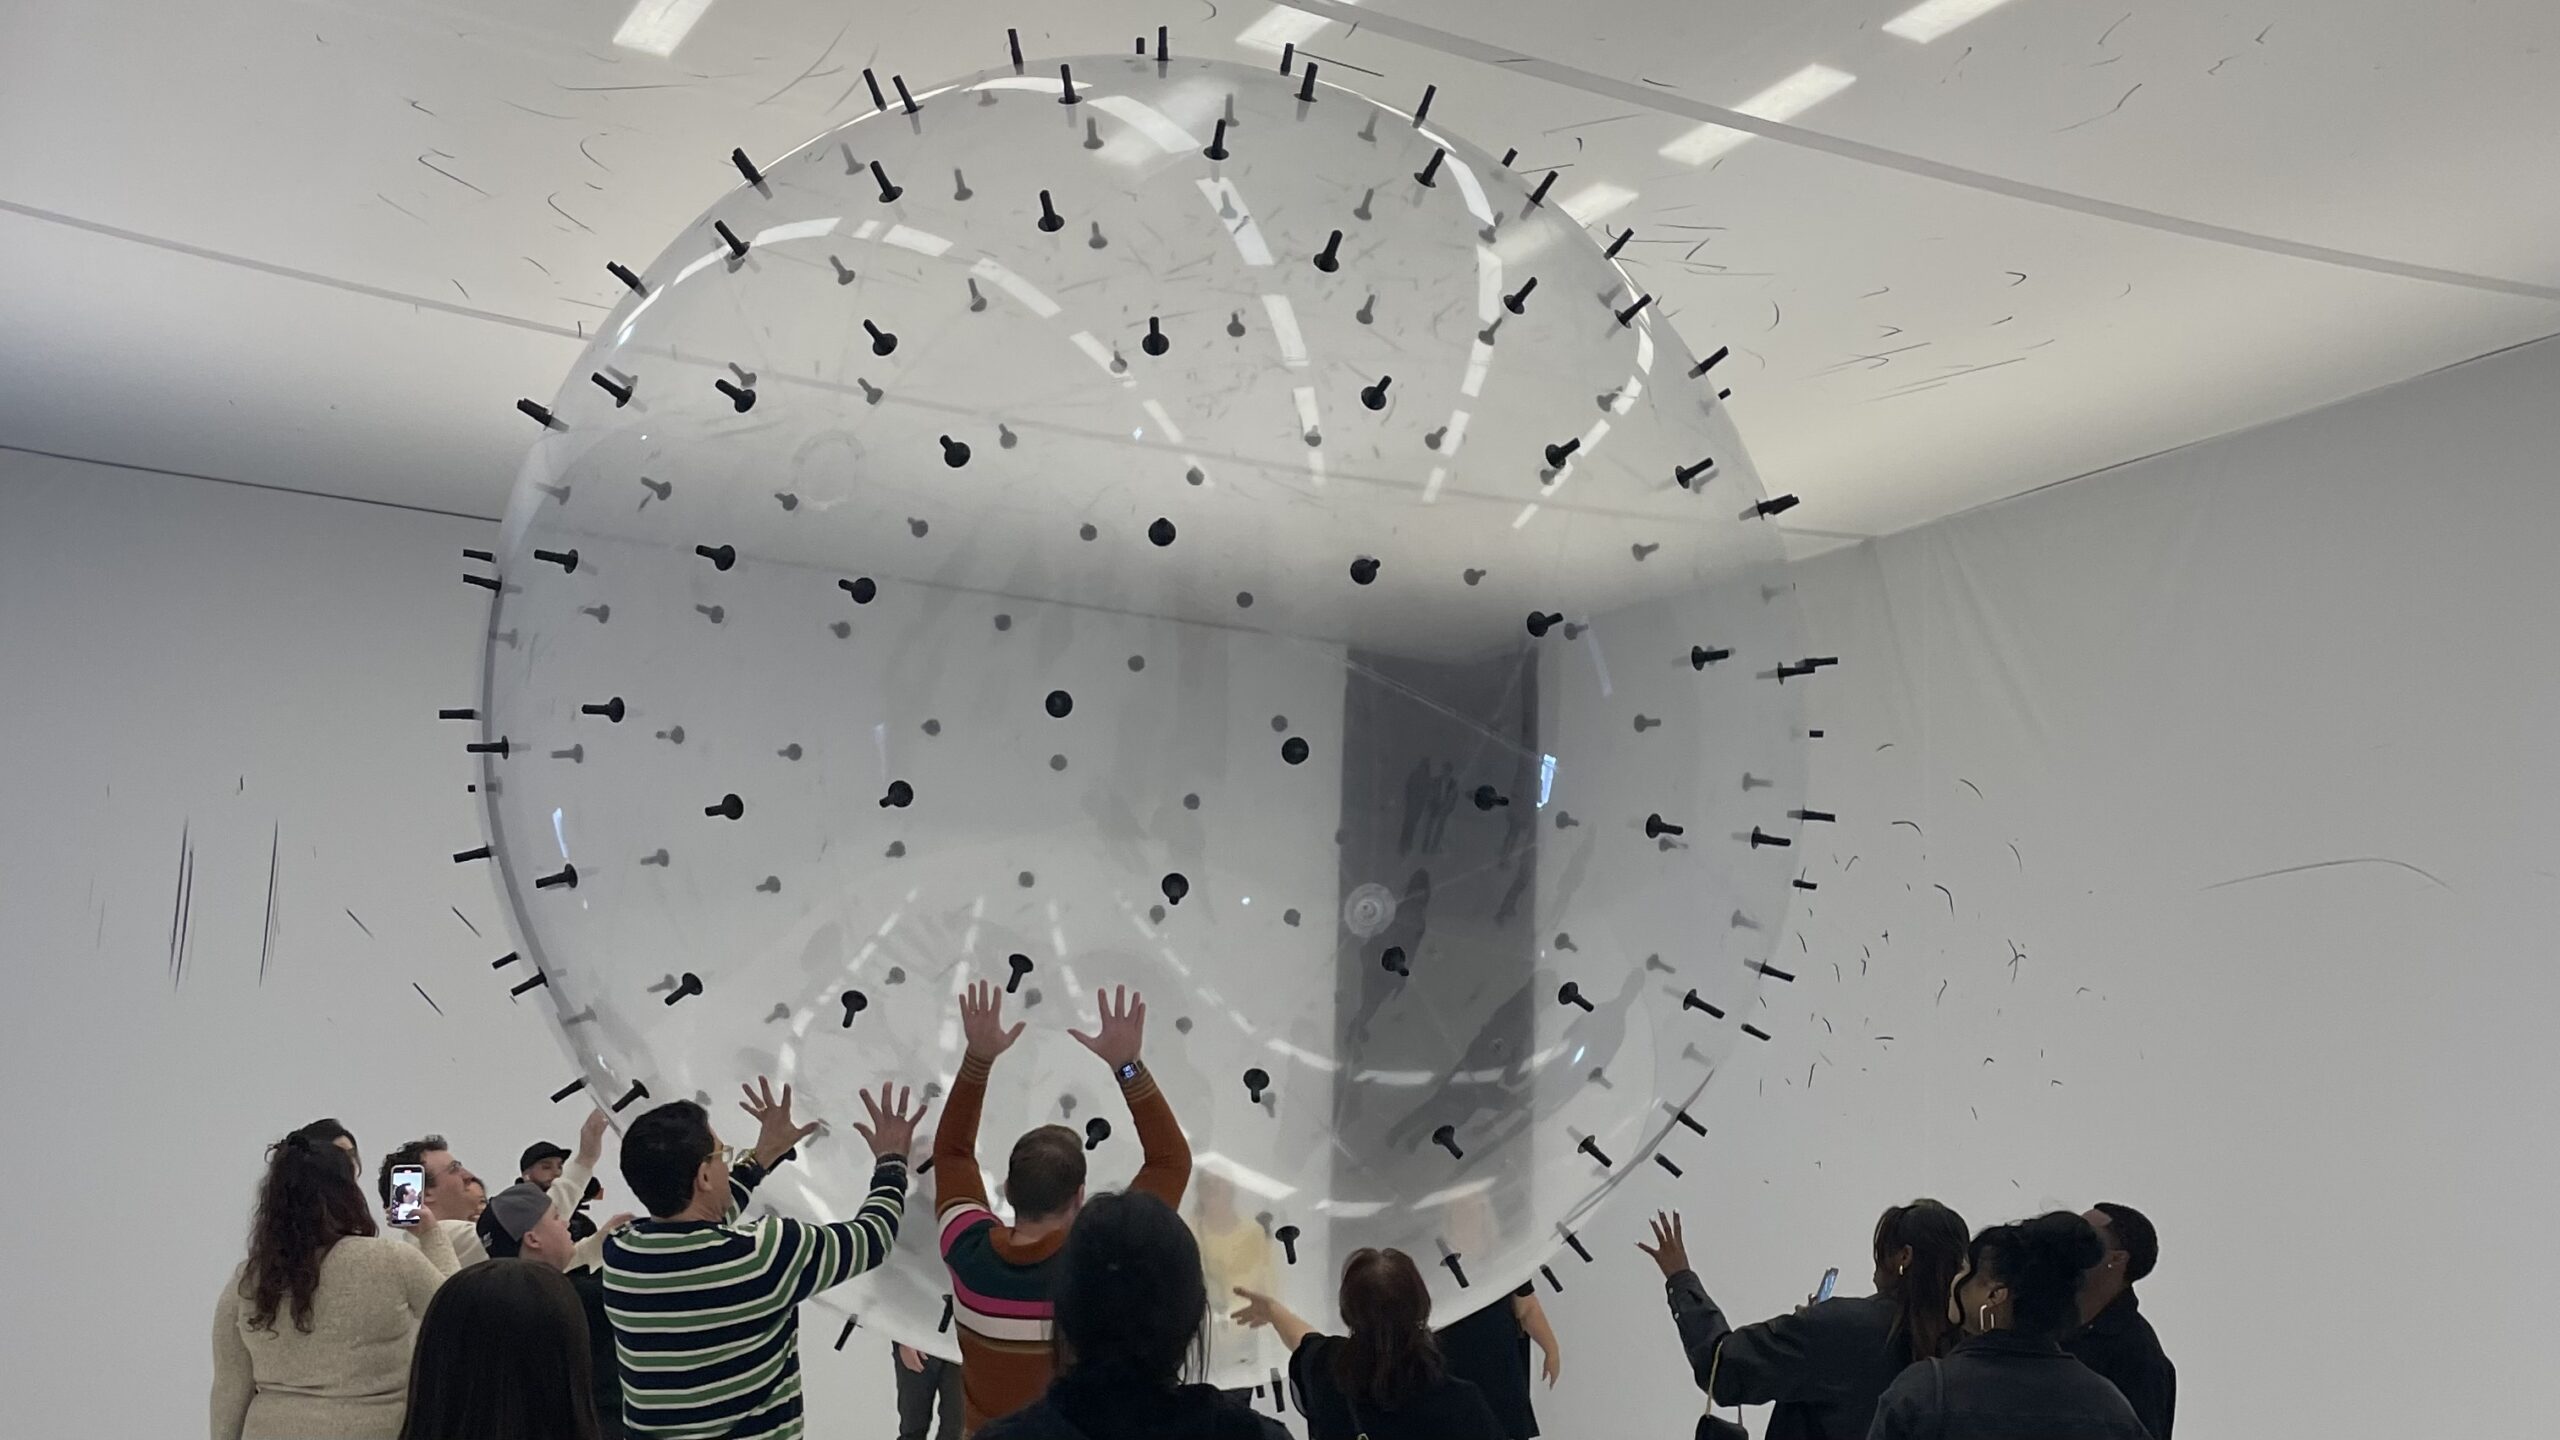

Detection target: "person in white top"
[373, 1110, 610, 1269]
[211, 1126, 462, 1439]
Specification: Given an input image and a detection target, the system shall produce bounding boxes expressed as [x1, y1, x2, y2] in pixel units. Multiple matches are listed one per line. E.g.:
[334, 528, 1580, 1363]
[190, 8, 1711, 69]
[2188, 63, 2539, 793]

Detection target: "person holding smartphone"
[212, 1127, 463, 1439]
[1638, 1201, 1970, 1440]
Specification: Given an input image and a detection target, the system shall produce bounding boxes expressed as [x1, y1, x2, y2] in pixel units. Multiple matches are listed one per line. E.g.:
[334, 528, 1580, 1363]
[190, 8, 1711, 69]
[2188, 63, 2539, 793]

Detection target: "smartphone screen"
[1815, 1267, 1839, 1303]
[389, 1164, 426, 1228]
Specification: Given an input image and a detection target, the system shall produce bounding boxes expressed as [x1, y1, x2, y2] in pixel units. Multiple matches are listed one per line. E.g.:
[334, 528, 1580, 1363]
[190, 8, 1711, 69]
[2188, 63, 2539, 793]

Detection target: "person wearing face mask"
[1866, 1213, 2150, 1440]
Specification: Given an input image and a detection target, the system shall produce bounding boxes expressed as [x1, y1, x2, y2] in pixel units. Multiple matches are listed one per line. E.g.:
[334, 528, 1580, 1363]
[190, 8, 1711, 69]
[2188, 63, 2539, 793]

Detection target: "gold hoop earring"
[1896, 1263, 1907, 1276]
[1978, 1303, 1993, 1332]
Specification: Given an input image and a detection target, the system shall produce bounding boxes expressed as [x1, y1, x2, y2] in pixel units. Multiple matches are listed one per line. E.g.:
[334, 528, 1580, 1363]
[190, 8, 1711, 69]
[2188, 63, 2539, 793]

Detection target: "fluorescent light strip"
[883, 224, 951, 257]
[1261, 294, 1308, 367]
[613, 0, 716, 58]
[1884, 0, 2021, 44]
[1091, 95, 1200, 154]
[969, 257, 1060, 318]
[1559, 182, 1639, 225]
[1660, 63, 1857, 166]
[1141, 399, 1185, 444]
[1236, 5, 1333, 53]
[751, 218, 840, 248]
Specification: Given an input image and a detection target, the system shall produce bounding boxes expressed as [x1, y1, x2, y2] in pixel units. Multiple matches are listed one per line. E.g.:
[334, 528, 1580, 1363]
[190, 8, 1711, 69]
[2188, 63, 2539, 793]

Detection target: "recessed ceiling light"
[1658, 63, 1856, 167]
[1558, 183, 1639, 226]
[1236, 5, 1337, 54]
[613, 0, 716, 59]
[1883, 0, 2023, 44]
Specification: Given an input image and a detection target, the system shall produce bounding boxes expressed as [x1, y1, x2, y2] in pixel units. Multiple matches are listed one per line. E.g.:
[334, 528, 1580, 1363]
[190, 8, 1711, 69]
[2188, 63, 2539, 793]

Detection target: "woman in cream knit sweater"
[210, 1125, 462, 1439]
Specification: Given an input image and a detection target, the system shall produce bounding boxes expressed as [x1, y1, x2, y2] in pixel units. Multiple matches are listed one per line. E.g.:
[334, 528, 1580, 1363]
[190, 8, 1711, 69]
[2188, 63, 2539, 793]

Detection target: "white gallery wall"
[6, 332, 2558, 1439]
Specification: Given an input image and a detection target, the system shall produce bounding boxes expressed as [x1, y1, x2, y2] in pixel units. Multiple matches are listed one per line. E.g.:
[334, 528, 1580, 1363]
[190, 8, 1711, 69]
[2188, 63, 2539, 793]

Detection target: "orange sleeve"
[934, 1052, 993, 1220]
[1121, 1063, 1192, 1208]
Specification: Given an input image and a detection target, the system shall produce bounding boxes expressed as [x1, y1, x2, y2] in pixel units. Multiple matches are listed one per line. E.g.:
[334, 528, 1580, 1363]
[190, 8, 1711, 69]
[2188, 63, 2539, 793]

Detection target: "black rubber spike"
[1605, 228, 1634, 259]
[1616, 293, 1653, 326]
[1204, 118, 1230, 161]
[607, 261, 646, 295]
[871, 160, 903, 202]
[1415, 147, 1446, 186]
[533, 547, 578, 572]
[1297, 63, 1319, 103]
[516, 399, 559, 428]
[1413, 83, 1436, 125]
[731, 148, 764, 185]
[893, 76, 918, 114]
[1691, 345, 1731, 377]
[863, 68, 887, 110]
[1058, 63, 1079, 105]
[1527, 171, 1558, 207]
[714, 220, 748, 258]
[1007, 28, 1023, 72]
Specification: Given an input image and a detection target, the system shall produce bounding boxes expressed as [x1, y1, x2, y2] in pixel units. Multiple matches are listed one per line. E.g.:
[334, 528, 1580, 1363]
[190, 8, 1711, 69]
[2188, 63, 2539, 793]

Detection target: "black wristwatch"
[1116, 1060, 1143, 1084]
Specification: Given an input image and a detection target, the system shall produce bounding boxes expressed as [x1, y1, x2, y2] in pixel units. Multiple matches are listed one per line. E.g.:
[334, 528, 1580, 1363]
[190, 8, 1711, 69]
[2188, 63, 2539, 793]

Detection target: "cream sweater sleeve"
[209, 1267, 252, 1440]
[549, 1153, 595, 1221]
[411, 1216, 462, 1288]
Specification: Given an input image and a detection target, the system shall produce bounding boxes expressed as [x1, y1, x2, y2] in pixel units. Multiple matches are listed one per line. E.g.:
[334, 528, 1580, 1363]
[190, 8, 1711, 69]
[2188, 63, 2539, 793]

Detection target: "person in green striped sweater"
[605, 1077, 925, 1440]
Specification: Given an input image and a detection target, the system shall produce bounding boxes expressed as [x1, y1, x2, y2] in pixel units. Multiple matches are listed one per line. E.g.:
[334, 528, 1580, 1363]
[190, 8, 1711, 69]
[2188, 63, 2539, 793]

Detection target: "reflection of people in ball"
[1190, 1171, 1274, 1370]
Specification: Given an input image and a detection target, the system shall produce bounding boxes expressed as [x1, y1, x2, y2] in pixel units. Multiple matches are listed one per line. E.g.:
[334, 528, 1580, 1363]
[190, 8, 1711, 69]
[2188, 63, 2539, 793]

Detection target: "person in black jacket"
[1868, 1212, 2150, 1440]
[1232, 1248, 1506, 1440]
[1640, 1201, 1968, 1440]
[2065, 1202, 2175, 1439]
[976, 1190, 1285, 1440]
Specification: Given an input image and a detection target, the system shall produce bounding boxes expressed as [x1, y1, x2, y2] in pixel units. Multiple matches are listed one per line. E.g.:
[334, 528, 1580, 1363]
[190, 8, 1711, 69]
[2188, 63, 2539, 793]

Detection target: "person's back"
[604, 1081, 918, 1440]
[397, 1259, 602, 1440]
[2063, 1203, 2176, 1439]
[937, 984, 1192, 1432]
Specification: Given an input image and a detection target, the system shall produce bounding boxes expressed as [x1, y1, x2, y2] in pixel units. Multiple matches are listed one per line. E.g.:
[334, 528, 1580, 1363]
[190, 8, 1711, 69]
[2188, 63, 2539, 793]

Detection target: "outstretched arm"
[1074, 986, 1191, 1207]
[786, 1087, 924, 1298]
[549, 1109, 606, 1219]
[1232, 1288, 1321, 1353]
[1515, 1290, 1563, 1387]
[937, 982, 1022, 1226]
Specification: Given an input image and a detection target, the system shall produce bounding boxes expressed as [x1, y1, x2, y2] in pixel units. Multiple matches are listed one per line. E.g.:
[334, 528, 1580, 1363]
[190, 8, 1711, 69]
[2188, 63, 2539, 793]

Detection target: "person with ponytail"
[1867, 1212, 2150, 1439]
[1638, 1200, 1969, 1440]
[211, 1126, 462, 1439]
[1231, 1248, 1505, 1440]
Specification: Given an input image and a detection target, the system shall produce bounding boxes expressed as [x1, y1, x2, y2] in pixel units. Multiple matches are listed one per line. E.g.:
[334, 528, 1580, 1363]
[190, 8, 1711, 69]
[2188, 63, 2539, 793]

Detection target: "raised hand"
[577, 1107, 610, 1164]
[960, 981, 1025, 1063]
[1229, 1287, 1281, 1330]
[1070, 984, 1147, 1071]
[740, 1076, 820, 1167]
[1637, 1210, 1691, 1279]
[853, 1084, 928, 1160]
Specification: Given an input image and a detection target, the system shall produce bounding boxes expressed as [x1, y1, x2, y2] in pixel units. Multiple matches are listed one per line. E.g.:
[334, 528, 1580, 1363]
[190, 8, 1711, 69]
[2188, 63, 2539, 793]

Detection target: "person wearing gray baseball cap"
[480, 1183, 628, 1439]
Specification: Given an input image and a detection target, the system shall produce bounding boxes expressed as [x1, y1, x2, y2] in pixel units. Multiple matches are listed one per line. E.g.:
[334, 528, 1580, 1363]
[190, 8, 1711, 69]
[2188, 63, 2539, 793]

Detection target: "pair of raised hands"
[739, 1076, 927, 1164]
[960, 979, 1147, 1071]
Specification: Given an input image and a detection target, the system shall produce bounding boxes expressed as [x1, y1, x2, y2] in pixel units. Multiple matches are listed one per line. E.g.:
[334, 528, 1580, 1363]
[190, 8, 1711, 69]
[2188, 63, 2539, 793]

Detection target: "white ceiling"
[4, 0, 2556, 553]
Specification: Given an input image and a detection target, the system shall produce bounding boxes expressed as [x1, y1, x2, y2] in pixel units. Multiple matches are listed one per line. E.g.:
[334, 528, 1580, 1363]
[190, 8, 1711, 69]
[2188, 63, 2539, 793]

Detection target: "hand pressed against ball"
[1638, 1211, 1692, 1279]
[960, 980, 1026, 1062]
[740, 1076, 821, 1167]
[1070, 984, 1147, 1071]
[853, 1084, 929, 1160]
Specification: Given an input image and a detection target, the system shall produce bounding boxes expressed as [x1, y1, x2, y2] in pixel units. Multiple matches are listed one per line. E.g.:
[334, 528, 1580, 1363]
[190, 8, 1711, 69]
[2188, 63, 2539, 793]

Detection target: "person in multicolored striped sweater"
[938, 982, 1192, 1434]
[605, 1077, 925, 1440]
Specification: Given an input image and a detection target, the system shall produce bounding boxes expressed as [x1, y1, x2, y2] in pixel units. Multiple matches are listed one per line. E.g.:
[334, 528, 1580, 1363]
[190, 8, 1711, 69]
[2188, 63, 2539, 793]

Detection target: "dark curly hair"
[243, 1129, 380, 1333]
[1971, 1212, 2106, 1342]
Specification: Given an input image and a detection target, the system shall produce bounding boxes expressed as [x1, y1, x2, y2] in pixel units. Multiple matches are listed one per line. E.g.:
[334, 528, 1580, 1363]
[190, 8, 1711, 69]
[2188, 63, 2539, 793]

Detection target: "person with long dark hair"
[1868, 1212, 2151, 1439]
[212, 1128, 461, 1440]
[398, 1259, 602, 1440]
[976, 1190, 1283, 1440]
[1639, 1200, 1969, 1440]
[1231, 1248, 1506, 1440]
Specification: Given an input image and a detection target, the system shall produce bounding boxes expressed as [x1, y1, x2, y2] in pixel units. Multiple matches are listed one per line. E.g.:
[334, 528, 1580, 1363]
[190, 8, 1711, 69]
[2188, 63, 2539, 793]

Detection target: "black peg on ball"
[1557, 982, 1595, 1013]
[1057, 62, 1079, 105]
[466, 739, 511, 756]
[1414, 147, 1445, 187]
[551, 1077, 587, 1103]
[464, 547, 494, 562]
[1645, 813, 1686, 839]
[1084, 1117, 1110, 1151]
[1742, 1023, 1772, 1041]
[840, 576, 877, 603]
[1473, 785, 1509, 810]
[1673, 1108, 1708, 1136]
[706, 793, 744, 821]
[510, 971, 549, 996]
[1413, 83, 1437, 125]
[605, 1081, 650, 1115]
[1359, 375, 1392, 410]
[1204, 118, 1230, 160]
[1279, 41, 1295, 74]
[516, 399, 559, 429]
[1432, 1125, 1465, 1160]
[1155, 24, 1168, 61]
[533, 547, 580, 572]
[713, 220, 748, 259]
[1749, 826, 1791, 848]
[1380, 946, 1409, 977]
[1525, 611, 1564, 637]
[536, 866, 578, 892]
[713, 377, 755, 412]
[440, 708, 476, 720]
[1006, 27, 1023, 71]
[1282, 736, 1310, 765]
[730, 147, 765, 186]
[1006, 953, 1034, 993]
[939, 1295, 955, 1334]
[578, 697, 625, 724]
[1527, 170, 1558, 206]
[1656, 1154, 1684, 1178]
[939, 435, 970, 468]
[1503, 277, 1538, 314]
[1037, 189, 1064, 233]
[1161, 872, 1190, 905]
[1683, 989, 1725, 1018]
[1676, 457, 1715, 488]
[1543, 436, 1580, 469]
[1442, 1252, 1470, 1288]
[1755, 494, 1801, 518]
[1616, 293, 1653, 326]
[695, 543, 737, 571]
[1243, 1068, 1271, 1103]
[1790, 809, 1836, 823]
[1276, 1225, 1302, 1265]
[1143, 317, 1168, 357]
[464, 573, 499, 591]
[1540, 1265, 1561, 1292]
[839, 989, 867, 1027]
[880, 780, 914, 808]
[453, 846, 490, 864]
[1775, 663, 1817, 681]
[1691, 645, 1731, 669]
[893, 75, 918, 114]
[663, 972, 703, 1006]
[1804, 656, 1842, 669]
[607, 260, 646, 295]
[1577, 1135, 1613, 1168]
[1148, 517, 1177, 547]
[1793, 878, 1819, 891]
[1604, 228, 1634, 259]
[1690, 345, 1730, 377]
[862, 67, 887, 110]
[870, 159, 903, 202]
[1561, 1229, 1592, 1263]
[1349, 556, 1381, 585]
[1042, 690, 1076, 721]
[1296, 62, 1319, 102]
[591, 371, 635, 407]
[863, 319, 898, 356]
[1313, 229, 1343, 272]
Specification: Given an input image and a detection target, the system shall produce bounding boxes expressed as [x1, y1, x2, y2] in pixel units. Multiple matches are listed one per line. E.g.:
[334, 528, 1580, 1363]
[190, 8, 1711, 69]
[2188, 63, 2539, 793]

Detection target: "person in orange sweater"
[936, 981, 1191, 1433]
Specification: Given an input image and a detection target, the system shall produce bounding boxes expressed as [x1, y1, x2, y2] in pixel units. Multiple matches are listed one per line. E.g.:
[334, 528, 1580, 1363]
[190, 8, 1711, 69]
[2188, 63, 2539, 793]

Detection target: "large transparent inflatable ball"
[478, 51, 1809, 1381]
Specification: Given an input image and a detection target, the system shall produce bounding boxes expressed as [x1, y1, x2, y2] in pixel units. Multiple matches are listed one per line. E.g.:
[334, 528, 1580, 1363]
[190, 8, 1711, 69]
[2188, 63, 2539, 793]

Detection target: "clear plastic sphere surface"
[481, 53, 1807, 1380]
